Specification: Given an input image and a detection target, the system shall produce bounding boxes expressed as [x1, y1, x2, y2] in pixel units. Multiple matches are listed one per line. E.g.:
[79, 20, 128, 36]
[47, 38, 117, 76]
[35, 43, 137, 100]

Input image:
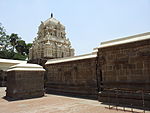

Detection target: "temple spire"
[51, 13, 53, 18]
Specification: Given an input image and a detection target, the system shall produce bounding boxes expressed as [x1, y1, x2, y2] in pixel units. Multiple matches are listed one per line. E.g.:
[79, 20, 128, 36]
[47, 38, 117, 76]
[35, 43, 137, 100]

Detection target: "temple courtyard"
[0, 87, 149, 113]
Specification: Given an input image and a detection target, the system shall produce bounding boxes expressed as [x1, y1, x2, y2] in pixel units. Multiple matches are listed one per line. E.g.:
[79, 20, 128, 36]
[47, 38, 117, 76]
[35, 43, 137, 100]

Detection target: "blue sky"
[0, 0, 150, 55]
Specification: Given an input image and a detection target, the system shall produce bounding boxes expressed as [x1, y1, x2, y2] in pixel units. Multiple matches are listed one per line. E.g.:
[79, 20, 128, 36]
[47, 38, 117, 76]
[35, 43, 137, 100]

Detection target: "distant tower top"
[51, 13, 53, 18]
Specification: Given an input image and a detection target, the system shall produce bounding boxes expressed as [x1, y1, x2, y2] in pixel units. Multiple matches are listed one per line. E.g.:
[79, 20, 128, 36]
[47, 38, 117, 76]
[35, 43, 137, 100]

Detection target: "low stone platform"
[0, 87, 149, 113]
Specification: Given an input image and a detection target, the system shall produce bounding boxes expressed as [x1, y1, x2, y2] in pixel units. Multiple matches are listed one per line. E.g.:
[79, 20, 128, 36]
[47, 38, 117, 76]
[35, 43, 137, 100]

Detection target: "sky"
[0, 0, 150, 55]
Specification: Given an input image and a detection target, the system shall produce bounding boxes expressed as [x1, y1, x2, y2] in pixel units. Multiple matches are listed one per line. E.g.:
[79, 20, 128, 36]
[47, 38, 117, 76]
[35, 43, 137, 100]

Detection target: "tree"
[0, 23, 10, 50]
[13, 53, 27, 60]
[0, 50, 14, 59]
[25, 43, 32, 55]
[0, 23, 32, 60]
[16, 40, 26, 55]
[9, 33, 20, 52]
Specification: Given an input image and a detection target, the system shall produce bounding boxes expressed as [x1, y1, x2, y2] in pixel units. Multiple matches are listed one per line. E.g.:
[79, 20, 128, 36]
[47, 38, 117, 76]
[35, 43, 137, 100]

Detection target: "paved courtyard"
[0, 87, 149, 113]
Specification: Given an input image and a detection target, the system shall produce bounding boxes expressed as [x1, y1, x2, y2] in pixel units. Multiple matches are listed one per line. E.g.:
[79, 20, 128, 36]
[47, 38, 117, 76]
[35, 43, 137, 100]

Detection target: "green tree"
[0, 23, 10, 50]
[0, 50, 14, 59]
[0, 23, 32, 60]
[9, 33, 20, 52]
[16, 40, 26, 55]
[25, 43, 32, 55]
[13, 53, 27, 60]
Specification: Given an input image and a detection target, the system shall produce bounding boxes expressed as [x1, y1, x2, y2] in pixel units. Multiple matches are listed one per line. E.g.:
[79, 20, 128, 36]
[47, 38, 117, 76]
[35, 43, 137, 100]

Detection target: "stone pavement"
[0, 87, 149, 113]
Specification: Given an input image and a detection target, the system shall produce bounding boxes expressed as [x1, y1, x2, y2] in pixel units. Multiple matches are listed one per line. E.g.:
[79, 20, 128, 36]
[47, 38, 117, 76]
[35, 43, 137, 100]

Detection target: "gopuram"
[28, 14, 74, 65]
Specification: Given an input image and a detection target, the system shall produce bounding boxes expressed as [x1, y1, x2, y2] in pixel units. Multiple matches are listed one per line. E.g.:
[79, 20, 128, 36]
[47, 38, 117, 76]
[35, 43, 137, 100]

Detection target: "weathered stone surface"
[29, 14, 74, 65]
[45, 54, 98, 99]
[97, 34, 150, 108]
[6, 71, 45, 99]
[6, 64, 45, 100]
[0, 70, 6, 87]
[98, 90, 150, 108]
[44, 32, 150, 108]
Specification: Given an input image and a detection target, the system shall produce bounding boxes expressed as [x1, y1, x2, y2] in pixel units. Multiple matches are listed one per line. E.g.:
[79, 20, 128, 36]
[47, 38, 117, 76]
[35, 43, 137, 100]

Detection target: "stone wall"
[97, 39, 150, 108]
[45, 34, 150, 107]
[0, 70, 6, 87]
[6, 64, 45, 100]
[45, 58, 98, 99]
[6, 71, 44, 99]
[6, 71, 45, 99]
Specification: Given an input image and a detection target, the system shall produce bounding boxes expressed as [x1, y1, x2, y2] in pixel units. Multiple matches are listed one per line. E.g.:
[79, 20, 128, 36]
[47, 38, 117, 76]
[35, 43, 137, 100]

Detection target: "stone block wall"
[0, 70, 7, 87]
[45, 58, 98, 99]
[97, 39, 150, 108]
[6, 71, 44, 99]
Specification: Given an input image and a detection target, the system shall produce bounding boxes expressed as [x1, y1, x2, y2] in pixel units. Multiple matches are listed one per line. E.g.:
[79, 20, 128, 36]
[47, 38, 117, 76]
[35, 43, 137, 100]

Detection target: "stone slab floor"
[0, 87, 149, 113]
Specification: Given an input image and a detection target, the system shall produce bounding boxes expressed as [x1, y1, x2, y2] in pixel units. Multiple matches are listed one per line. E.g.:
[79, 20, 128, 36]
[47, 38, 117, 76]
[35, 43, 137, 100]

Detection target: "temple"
[28, 13, 74, 65]
[0, 13, 150, 110]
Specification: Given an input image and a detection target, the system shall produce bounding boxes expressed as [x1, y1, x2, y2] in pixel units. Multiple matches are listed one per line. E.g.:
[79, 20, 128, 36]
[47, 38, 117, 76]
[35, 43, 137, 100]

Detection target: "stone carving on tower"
[29, 13, 74, 64]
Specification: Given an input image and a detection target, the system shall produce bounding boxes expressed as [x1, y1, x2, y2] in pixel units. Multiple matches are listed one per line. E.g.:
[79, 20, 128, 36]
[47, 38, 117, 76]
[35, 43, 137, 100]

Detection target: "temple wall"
[45, 57, 98, 99]
[44, 34, 150, 107]
[0, 71, 6, 86]
[97, 39, 150, 107]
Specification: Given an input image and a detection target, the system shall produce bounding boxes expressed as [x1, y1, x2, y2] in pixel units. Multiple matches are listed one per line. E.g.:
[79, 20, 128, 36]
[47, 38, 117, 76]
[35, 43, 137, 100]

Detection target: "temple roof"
[44, 17, 59, 25]
[43, 16, 65, 28]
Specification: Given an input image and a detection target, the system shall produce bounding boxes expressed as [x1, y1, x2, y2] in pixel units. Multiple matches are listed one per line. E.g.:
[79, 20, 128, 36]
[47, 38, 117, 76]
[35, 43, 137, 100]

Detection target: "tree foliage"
[0, 23, 10, 50]
[0, 23, 32, 60]
[9, 33, 21, 52]
[16, 40, 26, 55]
[25, 43, 32, 55]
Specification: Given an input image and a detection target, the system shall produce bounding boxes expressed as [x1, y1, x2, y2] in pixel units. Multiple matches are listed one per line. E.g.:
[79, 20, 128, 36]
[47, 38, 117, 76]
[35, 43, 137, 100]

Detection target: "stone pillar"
[6, 63, 45, 100]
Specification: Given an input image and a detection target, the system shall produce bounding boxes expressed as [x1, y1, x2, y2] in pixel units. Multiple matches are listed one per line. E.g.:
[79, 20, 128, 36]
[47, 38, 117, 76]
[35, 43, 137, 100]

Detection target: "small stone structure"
[97, 32, 150, 108]
[45, 52, 98, 99]
[6, 63, 45, 99]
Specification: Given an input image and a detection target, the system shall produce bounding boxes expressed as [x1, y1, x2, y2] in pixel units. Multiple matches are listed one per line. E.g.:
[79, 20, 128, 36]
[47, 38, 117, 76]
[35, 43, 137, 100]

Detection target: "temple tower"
[29, 14, 74, 65]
